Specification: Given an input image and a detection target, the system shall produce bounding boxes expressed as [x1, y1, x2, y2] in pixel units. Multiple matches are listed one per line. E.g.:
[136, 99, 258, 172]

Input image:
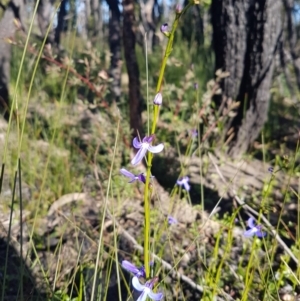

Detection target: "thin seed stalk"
[143, 152, 153, 278]
[143, 4, 192, 278]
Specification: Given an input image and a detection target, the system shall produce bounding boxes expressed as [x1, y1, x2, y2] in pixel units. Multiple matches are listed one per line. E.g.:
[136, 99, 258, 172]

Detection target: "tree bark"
[77, 0, 88, 39]
[107, 0, 122, 101]
[0, 0, 24, 118]
[97, 1, 103, 40]
[282, 0, 300, 91]
[54, 0, 67, 46]
[211, 0, 283, 157]
[91, 0, 101, 37]
[85, 0, 91, 38]
[139, 0, 156, 52]
[182, 0, 204, 46]
[122, 0, 143, 137]
[37, 0, 55, 44]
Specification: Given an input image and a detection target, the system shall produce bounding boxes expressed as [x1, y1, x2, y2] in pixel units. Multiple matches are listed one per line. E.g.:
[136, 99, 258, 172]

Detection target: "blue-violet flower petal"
[131, 135, 164, 166]
[243, 217, 266, 238]
[177, 176, 190, 191]
[121, 260, 146, 278]
[132, 276, 163, 301]
[168, 216, 178, 225]
[160, 23, 168, 33]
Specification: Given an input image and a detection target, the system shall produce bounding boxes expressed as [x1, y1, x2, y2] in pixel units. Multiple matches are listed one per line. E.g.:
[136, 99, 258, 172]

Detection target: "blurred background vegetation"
[0, 0, 300, 300]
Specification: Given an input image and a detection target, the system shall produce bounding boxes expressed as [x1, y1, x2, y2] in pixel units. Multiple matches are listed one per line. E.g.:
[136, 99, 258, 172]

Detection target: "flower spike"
[131, 135, 164, 166]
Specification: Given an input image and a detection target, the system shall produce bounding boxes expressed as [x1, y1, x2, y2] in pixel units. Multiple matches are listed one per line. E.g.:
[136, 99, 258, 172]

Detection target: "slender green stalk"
[0, 164, 4, 194]
[145, 33, 150, 136]
[151, 5, 191, 135]
[1, 170, 17, 301]
[90, 118, 120, 300]
[143, 3, 192, 278]
[0, 9, 42, 299]
[18, 159, 23, 301]
[2, 0, 41, 165]
[112, 192, 122, 301]
[18, 2, 59, 158]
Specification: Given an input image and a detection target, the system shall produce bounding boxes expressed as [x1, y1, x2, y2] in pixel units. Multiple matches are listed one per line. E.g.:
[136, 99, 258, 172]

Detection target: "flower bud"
[175, 4, 182, 14]
[160, 23, 170, 37]
[160, 23, 168, 33]
[153, 92, 162, 106]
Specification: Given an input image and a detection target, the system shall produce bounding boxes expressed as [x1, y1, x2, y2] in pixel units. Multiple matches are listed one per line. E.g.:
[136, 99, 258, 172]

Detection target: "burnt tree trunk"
[211, 0, 283, 157]
[0, 0, 24, 118]
[91, 0, 101, 37]
[139, 0, 156, 52]
[182, 0, 204, 47]
[106, 0, 121, 101]
[37, 0, 55, 44]
[123, 0, 143, 137]
[54, 0, 67, 47]
[77, 0, 88, 39]
[283, 0, 300, 91]
[85, 0, 90, 38]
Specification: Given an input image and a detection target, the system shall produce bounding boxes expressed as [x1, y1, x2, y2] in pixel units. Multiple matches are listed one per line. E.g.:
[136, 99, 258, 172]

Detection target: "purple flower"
[268, 166, 274, 173]
[191, 129, 198, 138]
[153, 93, 162, 106]
[244, 217, 266, 238]
[194, 82, 198, 90]
[120, 168, 147, 183]
[132, 276, 163, 301]
[121, 260, 146, 278]
[160, 23, 170, 37]
[177, 176, 190, 191]
[131, 135, 164, 166]
[168, 216, 178, 225]
[160, 23, 168, 33]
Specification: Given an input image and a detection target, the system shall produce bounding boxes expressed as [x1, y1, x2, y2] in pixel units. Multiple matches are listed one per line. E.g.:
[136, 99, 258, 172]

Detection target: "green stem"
[143, 4, 192, 278]
[143, 152, 152, 278]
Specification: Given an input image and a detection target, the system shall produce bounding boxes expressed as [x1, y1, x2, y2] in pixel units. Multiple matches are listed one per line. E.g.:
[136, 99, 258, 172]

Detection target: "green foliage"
[1, 2, 300, 301]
